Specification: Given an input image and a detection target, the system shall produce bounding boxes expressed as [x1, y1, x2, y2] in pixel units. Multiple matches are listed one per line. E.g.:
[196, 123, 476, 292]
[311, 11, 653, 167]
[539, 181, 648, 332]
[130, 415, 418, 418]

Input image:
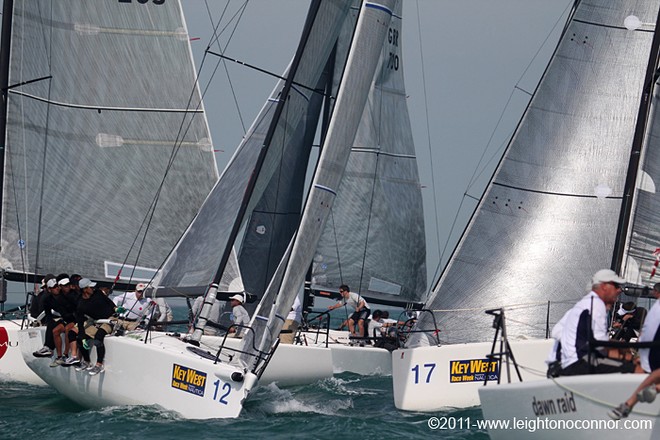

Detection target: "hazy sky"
[181, 0, 572, 287]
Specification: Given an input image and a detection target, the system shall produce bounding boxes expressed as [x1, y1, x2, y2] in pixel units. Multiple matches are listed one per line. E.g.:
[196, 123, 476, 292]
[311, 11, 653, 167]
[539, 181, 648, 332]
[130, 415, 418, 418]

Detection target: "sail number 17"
[411, 363, 436, 384]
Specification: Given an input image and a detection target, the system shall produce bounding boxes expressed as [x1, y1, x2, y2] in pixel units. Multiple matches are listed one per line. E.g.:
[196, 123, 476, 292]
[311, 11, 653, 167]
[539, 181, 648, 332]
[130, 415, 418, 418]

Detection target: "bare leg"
[348, 318, 355, 335]
[53, 324, 64, 357]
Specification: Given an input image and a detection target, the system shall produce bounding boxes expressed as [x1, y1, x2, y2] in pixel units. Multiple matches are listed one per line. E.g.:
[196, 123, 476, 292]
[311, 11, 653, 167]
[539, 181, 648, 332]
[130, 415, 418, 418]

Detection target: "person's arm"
[356, 299, 365, 312]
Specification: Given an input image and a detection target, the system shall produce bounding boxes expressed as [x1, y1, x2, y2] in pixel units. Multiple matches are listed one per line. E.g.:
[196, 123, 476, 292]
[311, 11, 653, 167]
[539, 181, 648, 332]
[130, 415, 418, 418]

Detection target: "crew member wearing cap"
[228, 293, 250, 338]
[611, 301, 646, 342]
[554, 269, 635, 376]
[38, 274, 78, 366]
[32, 274, 57, 357]
[75, 278, 120, 376]
[52, 277, 82, 366]
[112, 283, 149, 330]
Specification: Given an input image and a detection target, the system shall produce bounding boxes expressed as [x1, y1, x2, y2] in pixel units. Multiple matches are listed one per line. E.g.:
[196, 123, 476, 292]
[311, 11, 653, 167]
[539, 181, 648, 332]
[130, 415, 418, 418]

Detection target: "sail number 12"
[411, 363, 436, 384]
[212, 379, 231, 404]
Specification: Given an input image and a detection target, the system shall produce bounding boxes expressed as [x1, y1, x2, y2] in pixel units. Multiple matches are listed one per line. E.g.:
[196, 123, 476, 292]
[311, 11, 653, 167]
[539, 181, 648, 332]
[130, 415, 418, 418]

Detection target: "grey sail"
[408, 1, 660, 346]
[0, 0, 217, 283]
[623, 55, 660, 285]
[312, 1, 426, 303]
[151, 0, 351, 297]
[236, 63, 330, 304]
[242, 0, 398, 368]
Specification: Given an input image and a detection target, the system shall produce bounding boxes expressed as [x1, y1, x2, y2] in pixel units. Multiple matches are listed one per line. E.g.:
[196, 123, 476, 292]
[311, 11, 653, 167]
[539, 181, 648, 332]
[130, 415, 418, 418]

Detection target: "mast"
[611, 8, 660, 272]
[190, 1, 326, 342]
[0, 0, 13, 230]
[206, 1, 323, 290]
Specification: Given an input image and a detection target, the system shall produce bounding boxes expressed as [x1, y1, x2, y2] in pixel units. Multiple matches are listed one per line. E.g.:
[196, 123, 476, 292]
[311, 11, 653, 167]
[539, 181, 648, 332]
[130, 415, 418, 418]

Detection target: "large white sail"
[409, 0, 660, 345]
[1, 0, 217, 283]
[312, 1, 426, 303]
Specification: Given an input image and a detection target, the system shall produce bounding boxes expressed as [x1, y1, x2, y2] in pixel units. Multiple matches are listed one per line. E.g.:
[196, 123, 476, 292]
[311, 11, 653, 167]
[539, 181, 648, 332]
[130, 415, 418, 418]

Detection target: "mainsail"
[312, 1, 426, 303]
[0, 0, 217, 283]
[409, 0, 660, 345]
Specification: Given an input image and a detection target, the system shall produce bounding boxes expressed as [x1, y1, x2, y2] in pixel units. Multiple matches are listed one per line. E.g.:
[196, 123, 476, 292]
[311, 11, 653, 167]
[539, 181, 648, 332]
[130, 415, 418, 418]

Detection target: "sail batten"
[1, 0, 217, 282]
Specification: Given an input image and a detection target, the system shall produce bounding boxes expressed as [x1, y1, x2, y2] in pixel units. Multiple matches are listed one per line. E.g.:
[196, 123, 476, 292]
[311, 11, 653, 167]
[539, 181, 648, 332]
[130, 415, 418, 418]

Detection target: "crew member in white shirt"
[281, 295, 302, 344]
[554, 269, 635, 376]
[328, 284, 371, 337]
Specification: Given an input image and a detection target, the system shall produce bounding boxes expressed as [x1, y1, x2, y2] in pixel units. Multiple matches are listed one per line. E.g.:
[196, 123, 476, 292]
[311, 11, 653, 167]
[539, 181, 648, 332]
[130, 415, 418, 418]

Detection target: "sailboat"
[0, 0, 217, 384]
[478, 2, 660, 437]
[236, 0, 427, 376]
[392, 0, 660, 414]
[20, 0, 401, 419]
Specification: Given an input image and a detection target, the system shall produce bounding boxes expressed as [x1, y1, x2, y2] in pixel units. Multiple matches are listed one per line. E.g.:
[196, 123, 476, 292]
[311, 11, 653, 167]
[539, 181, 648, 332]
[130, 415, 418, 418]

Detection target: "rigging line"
[205, 0, 246, 53]
[9, 1, 34, 299]
[33, 0, 56, 285]
[414, 0, 442, 274]
[465, 0, 572, 192]
[204, 0, 249, 133]
[114, 17, 220, 289]
[2, 74, 51, 91]
[207, 50, 329, 98]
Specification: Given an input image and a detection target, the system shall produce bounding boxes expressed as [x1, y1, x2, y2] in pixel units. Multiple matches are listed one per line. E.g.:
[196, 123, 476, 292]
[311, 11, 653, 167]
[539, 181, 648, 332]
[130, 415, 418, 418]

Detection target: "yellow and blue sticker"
[171, 363, 207, 397]
[449, 358, 499, 383]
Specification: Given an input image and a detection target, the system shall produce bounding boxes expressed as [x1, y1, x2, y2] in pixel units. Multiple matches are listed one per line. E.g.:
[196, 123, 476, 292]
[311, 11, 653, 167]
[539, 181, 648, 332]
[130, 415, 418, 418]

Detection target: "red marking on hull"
[0, 326, 9, 360]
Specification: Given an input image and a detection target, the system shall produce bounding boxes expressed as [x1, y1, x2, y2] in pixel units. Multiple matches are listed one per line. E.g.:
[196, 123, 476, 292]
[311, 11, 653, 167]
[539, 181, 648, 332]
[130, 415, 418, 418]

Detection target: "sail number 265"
[118, 0, 165, 4]
[411, 363, 436, 384]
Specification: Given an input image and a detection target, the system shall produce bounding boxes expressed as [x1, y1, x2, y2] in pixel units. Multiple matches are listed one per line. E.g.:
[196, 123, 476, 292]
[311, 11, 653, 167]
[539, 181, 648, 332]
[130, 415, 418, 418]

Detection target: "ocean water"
[0, 373, 488, 439]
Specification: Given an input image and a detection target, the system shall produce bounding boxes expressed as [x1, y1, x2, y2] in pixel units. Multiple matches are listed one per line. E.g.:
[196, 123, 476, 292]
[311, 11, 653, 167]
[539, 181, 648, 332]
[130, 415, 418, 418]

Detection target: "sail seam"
[350, 147, 415, 159]
[573, 18, 654, 33]
[9, 90, 204, 113]
[364, 3, 393, 16]
[313, 184, 337, 195]
[493, 181, 623, 199]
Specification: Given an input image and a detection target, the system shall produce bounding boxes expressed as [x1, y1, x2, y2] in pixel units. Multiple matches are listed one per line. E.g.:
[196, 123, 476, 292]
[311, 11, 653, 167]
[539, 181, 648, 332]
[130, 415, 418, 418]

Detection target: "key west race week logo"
[449, 358, 499, 383]
[171, 363, 207, 397]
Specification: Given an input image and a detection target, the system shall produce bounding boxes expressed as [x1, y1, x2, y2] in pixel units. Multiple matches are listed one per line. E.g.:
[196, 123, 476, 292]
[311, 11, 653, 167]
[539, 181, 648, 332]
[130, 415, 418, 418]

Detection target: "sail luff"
[612, 8, 660, 272]
[0, 0, 13, 232]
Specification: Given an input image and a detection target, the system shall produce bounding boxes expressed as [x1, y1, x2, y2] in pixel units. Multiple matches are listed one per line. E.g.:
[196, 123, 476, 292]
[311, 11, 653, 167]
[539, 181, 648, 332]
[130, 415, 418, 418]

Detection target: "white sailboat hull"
[0, 321, 46, 385]
[479, 374, 660, 439]
[218, 336, 333, 385]
[300, 330, 392, 375]
[392, 338, 554, 410]
[19, 328, 254, 419]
